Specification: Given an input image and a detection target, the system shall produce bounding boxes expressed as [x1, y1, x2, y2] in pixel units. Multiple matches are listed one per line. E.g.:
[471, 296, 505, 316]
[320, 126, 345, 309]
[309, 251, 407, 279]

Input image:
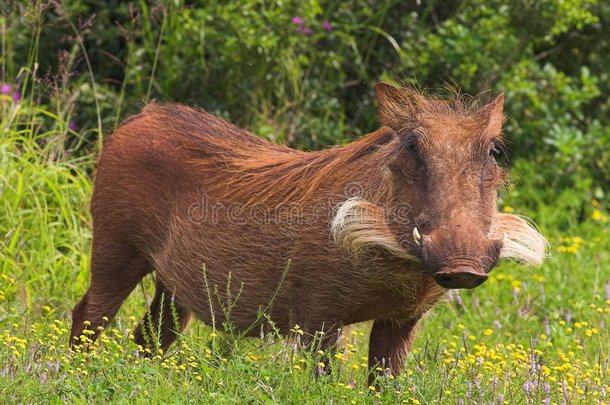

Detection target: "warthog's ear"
[374, 82, 419, 131]
[477, 93, 505, 136]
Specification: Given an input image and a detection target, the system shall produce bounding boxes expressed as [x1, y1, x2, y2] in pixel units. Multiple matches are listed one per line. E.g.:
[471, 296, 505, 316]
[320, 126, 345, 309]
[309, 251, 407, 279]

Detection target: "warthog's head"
[332, 83, 547, 289]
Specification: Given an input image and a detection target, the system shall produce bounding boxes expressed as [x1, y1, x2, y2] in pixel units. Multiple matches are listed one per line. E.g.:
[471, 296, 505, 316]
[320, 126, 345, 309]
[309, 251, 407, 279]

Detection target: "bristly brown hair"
[374, 83, 505, 140]
[140, 102, 400, 206]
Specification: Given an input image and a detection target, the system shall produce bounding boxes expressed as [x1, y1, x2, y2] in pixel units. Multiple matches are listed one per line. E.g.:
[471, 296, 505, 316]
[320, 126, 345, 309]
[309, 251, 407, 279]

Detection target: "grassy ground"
[1, 88, 609, 404]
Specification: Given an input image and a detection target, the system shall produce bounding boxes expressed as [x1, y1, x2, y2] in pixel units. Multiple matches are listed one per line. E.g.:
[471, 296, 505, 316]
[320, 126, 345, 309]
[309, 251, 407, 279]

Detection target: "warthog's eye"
[490, 143, 501, 158]
[402, 135, 418, 154]
[390, 133, 421, 181]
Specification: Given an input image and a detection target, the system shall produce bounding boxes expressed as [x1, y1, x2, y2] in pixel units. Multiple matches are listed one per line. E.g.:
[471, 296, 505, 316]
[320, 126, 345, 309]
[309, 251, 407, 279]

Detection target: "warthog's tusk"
[413, 227, 421, 247]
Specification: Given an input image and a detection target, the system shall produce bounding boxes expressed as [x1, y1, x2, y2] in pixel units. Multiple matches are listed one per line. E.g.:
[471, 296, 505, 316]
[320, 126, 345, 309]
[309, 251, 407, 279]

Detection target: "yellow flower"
[484, 329, 494, 336]
[591, 209, 608, 222]
[532, 275, 545, 283]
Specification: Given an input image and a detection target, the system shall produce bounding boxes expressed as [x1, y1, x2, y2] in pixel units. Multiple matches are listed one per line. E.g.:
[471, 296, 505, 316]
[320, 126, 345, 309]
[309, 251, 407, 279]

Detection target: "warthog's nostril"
[437, 275, 453, 284]
[433, 267, 488, 289]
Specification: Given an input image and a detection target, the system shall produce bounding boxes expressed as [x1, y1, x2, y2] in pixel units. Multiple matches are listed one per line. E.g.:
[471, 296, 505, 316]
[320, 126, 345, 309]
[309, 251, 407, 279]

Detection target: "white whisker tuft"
[491, 213, 548, 266]
[331, 197, 418, 261]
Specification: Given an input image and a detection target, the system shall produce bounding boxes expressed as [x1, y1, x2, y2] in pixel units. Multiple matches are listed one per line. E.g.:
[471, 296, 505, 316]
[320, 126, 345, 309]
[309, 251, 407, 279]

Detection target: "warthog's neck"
[343, 258, 447, 324]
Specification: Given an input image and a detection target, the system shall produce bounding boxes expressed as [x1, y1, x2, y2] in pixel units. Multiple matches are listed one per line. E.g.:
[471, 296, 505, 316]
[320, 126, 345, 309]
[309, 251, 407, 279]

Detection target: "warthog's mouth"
[432, 266, 488, 289]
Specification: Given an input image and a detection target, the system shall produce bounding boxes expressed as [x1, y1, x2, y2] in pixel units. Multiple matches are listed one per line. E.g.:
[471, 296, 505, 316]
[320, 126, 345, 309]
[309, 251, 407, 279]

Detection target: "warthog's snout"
[415, 226, 502, 289]
[433, 266, 488, 289]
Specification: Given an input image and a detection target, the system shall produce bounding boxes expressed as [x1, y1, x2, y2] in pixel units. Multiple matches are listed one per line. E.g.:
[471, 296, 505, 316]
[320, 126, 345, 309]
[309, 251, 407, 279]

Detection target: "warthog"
[71, 83, 546, 383]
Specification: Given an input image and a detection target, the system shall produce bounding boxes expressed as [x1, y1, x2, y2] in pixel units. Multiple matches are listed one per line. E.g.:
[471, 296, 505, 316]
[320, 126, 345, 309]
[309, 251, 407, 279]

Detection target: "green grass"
[1, 89, 609, 404]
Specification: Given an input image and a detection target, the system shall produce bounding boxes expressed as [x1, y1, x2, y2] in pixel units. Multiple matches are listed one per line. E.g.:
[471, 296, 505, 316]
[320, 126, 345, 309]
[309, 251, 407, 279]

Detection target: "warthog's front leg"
[367, 318, 419, 386]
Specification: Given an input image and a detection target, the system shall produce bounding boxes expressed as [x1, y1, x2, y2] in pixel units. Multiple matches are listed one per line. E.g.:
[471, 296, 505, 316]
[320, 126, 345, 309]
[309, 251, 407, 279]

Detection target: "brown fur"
[70, 83, 546, 385]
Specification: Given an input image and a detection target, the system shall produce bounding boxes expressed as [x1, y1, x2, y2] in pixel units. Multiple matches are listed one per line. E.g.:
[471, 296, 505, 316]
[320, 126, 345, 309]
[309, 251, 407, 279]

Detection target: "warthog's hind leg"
[133, 280, 192, 354]
[70, 238, 151, 348]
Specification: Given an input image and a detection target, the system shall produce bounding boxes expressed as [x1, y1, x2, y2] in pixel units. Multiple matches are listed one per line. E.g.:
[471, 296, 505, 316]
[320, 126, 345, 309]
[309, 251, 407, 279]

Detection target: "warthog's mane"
[141, 102, 399, 207]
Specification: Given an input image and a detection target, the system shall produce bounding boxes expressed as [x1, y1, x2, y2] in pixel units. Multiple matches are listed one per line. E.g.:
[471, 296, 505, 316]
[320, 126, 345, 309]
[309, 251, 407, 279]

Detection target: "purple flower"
[0, 83, 12, 95]
[68, 121, 77, 131]
[12, 91, 21, 103]
[322, 20, 333, 32]
[298, 26, 313, 36]
[292, 16, 304, 25]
